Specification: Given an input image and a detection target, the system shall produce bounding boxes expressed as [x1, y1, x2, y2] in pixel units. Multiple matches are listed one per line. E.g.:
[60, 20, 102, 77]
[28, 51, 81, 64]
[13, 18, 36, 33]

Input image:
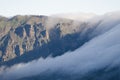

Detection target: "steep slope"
[1, 11, 120, 66]
[0, 15, 84, 63]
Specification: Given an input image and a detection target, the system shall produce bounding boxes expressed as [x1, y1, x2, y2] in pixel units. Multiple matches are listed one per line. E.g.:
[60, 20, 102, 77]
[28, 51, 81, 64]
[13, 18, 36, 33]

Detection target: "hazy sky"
[0, 0, 120, 17]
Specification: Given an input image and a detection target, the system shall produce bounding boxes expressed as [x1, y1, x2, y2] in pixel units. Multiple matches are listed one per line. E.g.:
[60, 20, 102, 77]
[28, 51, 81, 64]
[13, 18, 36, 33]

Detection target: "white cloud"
[0, 17, 120, 80]
[0, 11, 120, 80]
[51, 12, 97, 22]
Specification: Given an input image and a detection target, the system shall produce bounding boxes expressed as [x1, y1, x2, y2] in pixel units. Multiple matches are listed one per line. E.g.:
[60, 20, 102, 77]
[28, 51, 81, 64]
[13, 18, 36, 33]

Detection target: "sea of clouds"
[0, 12, 120, 80]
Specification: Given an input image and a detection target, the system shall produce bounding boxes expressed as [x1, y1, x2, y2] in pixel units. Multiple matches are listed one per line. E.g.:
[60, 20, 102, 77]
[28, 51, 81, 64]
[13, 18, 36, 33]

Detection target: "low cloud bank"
[0, 20, 120, 80]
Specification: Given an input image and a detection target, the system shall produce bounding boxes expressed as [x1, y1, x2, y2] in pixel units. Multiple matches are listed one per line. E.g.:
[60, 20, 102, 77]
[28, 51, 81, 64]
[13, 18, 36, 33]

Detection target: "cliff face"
[0, 15, 87, 63]
[0, 16, 46, 61]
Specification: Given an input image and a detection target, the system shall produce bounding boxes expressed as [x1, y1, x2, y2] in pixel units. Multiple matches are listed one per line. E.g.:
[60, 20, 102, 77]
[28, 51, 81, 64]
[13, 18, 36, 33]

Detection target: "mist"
[0, 14, 120, 80]
[0, 17, 120, 80]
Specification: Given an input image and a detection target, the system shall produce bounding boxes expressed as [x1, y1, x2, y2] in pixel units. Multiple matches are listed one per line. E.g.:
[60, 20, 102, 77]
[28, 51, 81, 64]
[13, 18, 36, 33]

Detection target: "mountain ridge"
[0, 15, 84, 64]
[1, 11, 120, 65]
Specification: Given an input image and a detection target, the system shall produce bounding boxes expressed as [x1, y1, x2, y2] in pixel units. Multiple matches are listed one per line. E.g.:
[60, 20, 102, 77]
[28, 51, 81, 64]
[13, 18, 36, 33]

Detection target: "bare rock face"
[0, 15, 89, 63]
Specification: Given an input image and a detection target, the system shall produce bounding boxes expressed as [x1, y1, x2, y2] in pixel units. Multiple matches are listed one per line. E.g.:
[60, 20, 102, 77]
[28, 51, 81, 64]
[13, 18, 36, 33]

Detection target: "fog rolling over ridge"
[0, 11, 120, 80]
[51, 12, 97, 22]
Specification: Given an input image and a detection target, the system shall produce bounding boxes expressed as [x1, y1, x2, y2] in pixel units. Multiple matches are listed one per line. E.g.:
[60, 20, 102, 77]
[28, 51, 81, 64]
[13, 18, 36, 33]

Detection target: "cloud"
[51, 12, 97, 22]
[0, 18, 120, 80]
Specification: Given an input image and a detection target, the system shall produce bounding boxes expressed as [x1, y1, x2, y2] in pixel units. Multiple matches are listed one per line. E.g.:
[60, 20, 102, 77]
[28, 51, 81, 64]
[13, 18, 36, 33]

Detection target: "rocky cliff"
[0, 15, 90, 64]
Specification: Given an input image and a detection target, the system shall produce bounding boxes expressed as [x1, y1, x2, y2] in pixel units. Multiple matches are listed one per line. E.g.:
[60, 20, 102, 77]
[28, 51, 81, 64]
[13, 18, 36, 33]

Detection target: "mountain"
[0, 14, 104, 65]
[0, 15, 87, 65]
[0, 11, 120, 80]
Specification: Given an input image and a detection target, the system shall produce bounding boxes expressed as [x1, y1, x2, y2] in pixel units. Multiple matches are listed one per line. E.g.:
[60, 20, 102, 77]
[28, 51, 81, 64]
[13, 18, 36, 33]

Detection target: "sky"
[0, 0, 120, 17]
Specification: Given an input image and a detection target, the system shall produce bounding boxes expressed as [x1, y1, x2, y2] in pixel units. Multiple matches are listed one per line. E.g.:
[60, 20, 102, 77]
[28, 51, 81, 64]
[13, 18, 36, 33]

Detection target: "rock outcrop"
[0, 15, 87, 63]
